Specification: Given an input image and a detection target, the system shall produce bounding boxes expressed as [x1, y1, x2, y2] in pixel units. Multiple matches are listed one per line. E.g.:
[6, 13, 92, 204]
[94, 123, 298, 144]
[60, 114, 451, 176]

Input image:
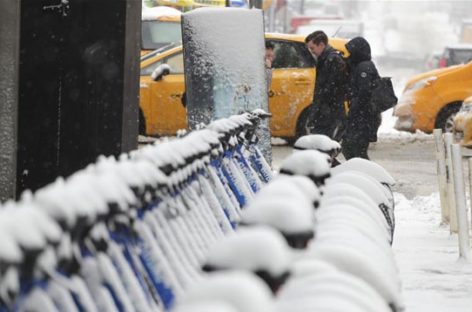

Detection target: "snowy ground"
[394, 193, 472, 311]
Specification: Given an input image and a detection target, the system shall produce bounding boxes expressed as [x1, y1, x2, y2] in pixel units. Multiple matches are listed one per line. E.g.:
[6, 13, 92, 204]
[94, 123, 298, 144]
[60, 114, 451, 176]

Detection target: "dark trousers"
[311, 120, 344, 142]
[342, 136, 370, 160]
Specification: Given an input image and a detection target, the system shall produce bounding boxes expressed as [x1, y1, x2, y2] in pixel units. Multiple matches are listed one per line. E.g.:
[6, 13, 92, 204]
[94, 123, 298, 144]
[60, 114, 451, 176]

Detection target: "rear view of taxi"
[394, 61, 472, 133]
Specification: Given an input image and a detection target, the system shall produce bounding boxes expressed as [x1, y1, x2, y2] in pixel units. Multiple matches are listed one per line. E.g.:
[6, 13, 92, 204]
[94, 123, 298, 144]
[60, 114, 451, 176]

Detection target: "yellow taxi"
[141, 7, 183, 56]
[141, 2, 274, 56]
[139, 34, 349, 138]
[155, 0, 194, 7]
[394, 61, 472, 133]
[192, 0, 226, 7]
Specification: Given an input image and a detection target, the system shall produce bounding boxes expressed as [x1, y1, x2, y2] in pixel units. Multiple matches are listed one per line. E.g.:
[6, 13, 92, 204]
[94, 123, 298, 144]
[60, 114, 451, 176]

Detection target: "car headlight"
[404, 76, 437, 93]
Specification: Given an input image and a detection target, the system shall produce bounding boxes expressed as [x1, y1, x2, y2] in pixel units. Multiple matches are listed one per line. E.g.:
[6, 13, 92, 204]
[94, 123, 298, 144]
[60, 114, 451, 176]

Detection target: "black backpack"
[370, 77, 398, 113]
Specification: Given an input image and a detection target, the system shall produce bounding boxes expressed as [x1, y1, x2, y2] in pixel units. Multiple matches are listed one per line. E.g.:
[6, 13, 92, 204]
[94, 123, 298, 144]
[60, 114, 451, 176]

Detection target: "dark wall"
[16, 0, 140, 196]
[0, 0, 20, 201]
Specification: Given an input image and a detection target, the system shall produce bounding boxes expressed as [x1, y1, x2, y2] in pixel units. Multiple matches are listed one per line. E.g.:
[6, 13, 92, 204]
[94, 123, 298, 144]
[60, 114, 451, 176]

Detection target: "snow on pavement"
[393, 192, 472, 311]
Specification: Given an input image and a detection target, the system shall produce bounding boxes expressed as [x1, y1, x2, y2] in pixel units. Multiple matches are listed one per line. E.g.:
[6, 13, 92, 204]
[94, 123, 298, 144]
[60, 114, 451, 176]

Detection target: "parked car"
[192, 0, 226, 7]
[139, 33, 349, 139]
[438, 44, 472, 68]
[394, 60, 472, 133]
[453, 96, 472, 147]
[141, 6, 183, 55]
[424, 51, 442, 71]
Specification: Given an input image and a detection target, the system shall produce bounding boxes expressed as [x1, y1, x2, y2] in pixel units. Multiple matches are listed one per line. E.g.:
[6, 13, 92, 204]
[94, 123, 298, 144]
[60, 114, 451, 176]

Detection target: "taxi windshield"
[142, 20, 182, 50]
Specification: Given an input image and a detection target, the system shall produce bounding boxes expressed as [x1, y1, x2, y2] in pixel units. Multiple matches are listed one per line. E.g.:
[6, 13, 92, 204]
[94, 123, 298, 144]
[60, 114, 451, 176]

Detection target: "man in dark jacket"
[305, 31, 347, 141]
[342, 36, 381, 160]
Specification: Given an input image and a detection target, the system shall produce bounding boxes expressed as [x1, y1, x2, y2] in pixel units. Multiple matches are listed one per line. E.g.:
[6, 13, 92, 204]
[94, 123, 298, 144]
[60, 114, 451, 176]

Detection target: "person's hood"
[345, 37, 371, 65]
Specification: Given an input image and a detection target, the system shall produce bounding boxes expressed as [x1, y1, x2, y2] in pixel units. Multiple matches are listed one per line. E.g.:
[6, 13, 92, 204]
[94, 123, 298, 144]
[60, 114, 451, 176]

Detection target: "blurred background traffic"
[140, 0, 472, 144]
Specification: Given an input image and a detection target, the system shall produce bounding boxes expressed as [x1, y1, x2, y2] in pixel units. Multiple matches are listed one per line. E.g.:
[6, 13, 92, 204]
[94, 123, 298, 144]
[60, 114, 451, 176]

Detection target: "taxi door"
[268, 40, 316, 138]
[142, 51, 187, 136]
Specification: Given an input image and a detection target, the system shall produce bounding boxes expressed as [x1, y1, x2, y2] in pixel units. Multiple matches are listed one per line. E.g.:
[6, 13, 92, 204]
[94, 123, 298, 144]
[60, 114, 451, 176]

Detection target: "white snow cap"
[151, 64, 171, 81]
[241, 197, 315, 235]
[327, 171, 390, 207]
[323, 182, 378, 209]
[177, 271, 274, 312]
[0, 202, 62, 251]
[142, 6, 181, 21]
[0, 227, 23, 263]
[204, 226, 291, 277]
[256, 176, 320, 207]
[208, 119, 240, 134]
[332, 158, 395, 186]
[277, 270, 391, 312]
[251, 109, 272, 118]
[290, 259, 338, 278]
[173, 301, 238, 312]
[304, 243, 404, 311]
[278, 175, 321, 205]
[294, 134, 341, 153]
[279, 150, 331, 179]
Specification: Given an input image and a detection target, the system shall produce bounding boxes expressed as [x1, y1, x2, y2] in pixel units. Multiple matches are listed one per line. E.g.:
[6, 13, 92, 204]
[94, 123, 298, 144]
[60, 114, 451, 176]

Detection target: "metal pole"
[451, 144, 471, 260]
[283, 0, 288, 33]
[444, 133, 458, 233]
[434, 129, 449, 224]
[268, 0, 276, 32]
[468, 157, 472, 236]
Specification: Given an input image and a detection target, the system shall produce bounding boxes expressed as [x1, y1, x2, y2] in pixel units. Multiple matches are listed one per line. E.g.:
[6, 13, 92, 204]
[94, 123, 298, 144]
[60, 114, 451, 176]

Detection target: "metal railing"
[0, 111, 272, 311]
[434, 129, 472, 260]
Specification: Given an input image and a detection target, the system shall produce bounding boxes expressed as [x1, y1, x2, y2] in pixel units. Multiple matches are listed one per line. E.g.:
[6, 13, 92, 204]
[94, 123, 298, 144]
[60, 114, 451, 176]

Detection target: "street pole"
[434, 129, 449, 224]
[268, 0, 276, 32]
[451, 144, 471, 261]
[444, 133, 458, 233]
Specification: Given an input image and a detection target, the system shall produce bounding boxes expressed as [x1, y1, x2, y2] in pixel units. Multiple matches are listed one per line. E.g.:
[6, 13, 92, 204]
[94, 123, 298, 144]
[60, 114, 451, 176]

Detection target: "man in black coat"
[342, 36, 381, 160]
[305, 31, 347, 141]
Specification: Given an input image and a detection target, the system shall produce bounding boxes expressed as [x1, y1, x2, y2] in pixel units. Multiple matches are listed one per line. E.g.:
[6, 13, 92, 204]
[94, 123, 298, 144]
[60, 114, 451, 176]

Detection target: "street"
[273, 136, 437, 199]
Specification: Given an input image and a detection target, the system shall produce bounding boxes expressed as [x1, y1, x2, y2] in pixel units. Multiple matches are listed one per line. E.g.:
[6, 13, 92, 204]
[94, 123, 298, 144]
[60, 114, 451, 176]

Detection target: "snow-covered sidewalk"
[393, 193, 472, 311]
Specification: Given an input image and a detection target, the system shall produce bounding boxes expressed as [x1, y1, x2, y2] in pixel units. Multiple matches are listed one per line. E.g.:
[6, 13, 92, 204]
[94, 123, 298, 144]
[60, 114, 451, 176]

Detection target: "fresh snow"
[241, 196, 314, 235]
[393, 192, 472, 311]
[204, 226, 292, 276]
[332, 158, 396, 186]
[177, 271, 275, 312]
[293, 134, 341, 153]
[279, 150, 331, 178]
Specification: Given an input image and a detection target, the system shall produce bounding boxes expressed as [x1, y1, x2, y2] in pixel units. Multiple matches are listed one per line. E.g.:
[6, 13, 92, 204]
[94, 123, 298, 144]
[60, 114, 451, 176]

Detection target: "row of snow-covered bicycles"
[0, 110, 403, 312]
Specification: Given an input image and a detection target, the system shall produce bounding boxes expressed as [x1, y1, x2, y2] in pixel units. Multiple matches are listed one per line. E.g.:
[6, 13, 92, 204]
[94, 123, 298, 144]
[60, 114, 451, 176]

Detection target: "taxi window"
[140, 52, 184, 76]
[270, 40, 315, 69]
[449, 49, 472, 65]
[140, 59, 163, 76]
[165, 53, 184, 74]
[142, 20, 182, 50]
